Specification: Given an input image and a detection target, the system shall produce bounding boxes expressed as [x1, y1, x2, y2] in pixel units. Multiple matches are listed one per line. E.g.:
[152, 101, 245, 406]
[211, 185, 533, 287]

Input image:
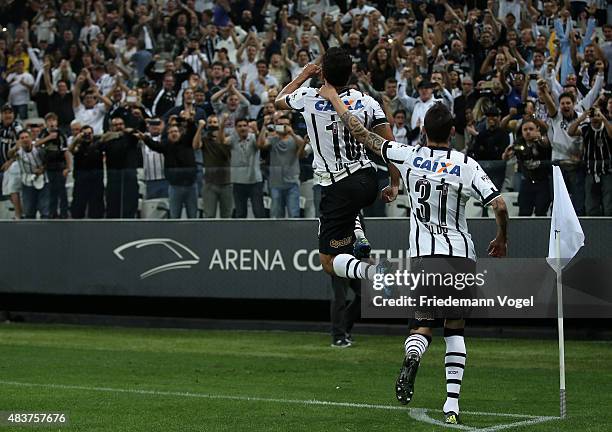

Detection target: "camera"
[274, 125, 286, 133]
[266, 124, 275, 132]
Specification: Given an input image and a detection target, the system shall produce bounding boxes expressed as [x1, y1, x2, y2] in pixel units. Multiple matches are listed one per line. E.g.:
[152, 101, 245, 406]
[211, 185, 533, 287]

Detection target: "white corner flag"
[546, 165, 585, 420]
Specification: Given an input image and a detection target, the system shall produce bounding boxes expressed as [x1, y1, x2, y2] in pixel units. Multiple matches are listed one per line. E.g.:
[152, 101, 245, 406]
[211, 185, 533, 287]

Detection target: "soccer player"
[318, 83, 509, 425]
[274, 48, 401, 287]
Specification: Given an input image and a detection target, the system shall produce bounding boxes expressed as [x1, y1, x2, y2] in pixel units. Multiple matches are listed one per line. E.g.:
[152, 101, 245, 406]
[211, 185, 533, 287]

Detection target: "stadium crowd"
[0, 0, 610, 219]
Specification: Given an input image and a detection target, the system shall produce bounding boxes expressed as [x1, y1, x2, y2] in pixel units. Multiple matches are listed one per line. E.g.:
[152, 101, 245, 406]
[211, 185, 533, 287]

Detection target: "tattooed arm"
[318, 83, 386, 155]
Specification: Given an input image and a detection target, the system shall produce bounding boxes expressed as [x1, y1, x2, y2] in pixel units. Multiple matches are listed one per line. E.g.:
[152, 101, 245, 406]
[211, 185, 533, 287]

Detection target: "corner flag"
[547, 166, 585, 272]
[546, 165, 585, 420]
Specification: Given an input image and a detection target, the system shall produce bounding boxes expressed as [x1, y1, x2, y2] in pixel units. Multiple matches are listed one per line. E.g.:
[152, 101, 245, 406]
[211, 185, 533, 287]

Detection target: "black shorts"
[408, 255, 477, 329]
[318, 168, 378, 255]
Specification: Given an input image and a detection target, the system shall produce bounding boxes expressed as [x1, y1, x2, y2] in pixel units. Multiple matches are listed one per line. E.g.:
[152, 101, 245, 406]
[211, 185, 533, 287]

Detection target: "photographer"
[138, 111, 205, 219]
[257, 114, 306, 218]
[37, 112, 70, 218]
[568, 107, 612, 216]
[469, 106, 509, 190]
[502, 119, 552, 216]
[68, 125, 104, 219]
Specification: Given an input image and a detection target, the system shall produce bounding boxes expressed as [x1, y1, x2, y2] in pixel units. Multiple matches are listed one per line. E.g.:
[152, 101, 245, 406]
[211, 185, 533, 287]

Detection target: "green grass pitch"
[0, 324, 610, 431]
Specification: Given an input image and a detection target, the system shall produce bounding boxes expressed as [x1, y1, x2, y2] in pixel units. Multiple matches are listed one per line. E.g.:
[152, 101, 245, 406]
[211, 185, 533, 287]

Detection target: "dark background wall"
[0, 218, 610, 333]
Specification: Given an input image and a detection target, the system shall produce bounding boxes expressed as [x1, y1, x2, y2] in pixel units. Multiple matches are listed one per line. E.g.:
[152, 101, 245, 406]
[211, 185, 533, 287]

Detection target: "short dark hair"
[18, 130, 30, 139]
[423, 103, 454, 144]
[296, 48, 309, 58]
[393, 109, 406, 117]
[322, 47, 352, 87]
[559, 91, 575, 103]
[256, 60, 268, 67]
[235, 117, 249, 126]
[211, 61, 223, 69]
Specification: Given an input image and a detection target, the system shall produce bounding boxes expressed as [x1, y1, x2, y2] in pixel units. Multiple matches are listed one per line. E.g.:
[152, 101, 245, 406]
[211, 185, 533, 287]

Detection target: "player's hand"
[318, 81, 338, 101]
[301, 63, 321, 79]
[381, 185, 399, 203]
[487, 237, 507, 257]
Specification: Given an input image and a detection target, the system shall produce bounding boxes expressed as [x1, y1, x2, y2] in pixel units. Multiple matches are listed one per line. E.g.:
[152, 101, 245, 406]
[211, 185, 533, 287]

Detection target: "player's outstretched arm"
[318, 82, 385, 155]
[488, 197, 508, 258]
[274, 63, 321, 110]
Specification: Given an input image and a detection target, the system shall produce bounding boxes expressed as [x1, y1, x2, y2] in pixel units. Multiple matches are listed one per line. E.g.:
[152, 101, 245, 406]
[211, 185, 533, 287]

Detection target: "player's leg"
[319, 170, 379, 279]
[329, 275, 351, 347]
[395, 322, 433, 405]
[442, 319, 466, 425]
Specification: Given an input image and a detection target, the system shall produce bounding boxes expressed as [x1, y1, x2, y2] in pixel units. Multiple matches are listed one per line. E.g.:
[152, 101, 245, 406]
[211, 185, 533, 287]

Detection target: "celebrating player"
[318, 83, 509, 425]
[275, 48, 401, 284]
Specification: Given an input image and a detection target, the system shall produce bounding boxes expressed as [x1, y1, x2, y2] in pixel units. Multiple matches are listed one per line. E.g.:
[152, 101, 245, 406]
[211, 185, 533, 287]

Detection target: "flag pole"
[556, 233, 566, 419]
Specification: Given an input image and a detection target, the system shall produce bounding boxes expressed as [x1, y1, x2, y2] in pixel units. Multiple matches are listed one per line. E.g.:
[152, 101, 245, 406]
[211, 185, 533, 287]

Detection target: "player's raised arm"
[274, 64, 321, 110]
[318, 82, 386, 155]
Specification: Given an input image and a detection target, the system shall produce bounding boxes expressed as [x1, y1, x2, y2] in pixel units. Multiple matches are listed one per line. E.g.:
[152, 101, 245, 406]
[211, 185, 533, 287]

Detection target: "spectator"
[151, 74, 177, 118]
[98, 115, 140, 218]
[568, 107, 612, 216]
[211, 82, 250, 133]
[502, 119, 552, 216]
[72, 69, 112, 136]
[391, 110, 414, 145]
[37, 113, 70, 218]
[8, 130, 49, 218]
[220, 116, 264, 218]
[258, 114, 306, 218]
[140, 113, 205, 219]
[68, 125, 104, 218]
[5, 59, 34, 120]
[42, 61, 74, 135]
[141, 118, 168, 199]
[541, 85, 587, 215]
[469, 106, 509, 190]
[0, 105, 22, 217]
[201, 115, 233, 218]
[397, 79, 440, 145]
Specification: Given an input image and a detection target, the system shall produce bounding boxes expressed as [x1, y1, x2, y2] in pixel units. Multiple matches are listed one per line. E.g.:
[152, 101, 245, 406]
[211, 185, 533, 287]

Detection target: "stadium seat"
[141, 199, 169, 219]
[501, 192, 519, 217]
[386, 194, 410, 217]
[465, 198, 485, 218]
[138, 181, 146, 199]
[0, 200, 15, 220]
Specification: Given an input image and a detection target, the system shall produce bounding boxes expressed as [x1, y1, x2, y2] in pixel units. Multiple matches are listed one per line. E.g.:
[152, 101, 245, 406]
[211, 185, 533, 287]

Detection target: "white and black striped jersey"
[141, 134, 165, 181]
[381, 142, 501, 261]
[0, 121, 23, 165]
[285, 87, 389, 186]
[17, 147, 48, 185]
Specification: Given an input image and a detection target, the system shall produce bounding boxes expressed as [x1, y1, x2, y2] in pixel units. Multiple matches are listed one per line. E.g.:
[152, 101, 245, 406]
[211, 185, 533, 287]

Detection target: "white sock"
[404, 333, 431, 359]
[443, 334, 466, 414]
[332, 253, 376, 280]
[354, 215, 365, 239]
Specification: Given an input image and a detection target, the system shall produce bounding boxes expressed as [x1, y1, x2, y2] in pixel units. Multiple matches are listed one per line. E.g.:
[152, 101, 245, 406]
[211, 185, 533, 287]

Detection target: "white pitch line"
[0, 380, 560, 431]
[409, 408, 474, 430]
[472, 416, 559, 432]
